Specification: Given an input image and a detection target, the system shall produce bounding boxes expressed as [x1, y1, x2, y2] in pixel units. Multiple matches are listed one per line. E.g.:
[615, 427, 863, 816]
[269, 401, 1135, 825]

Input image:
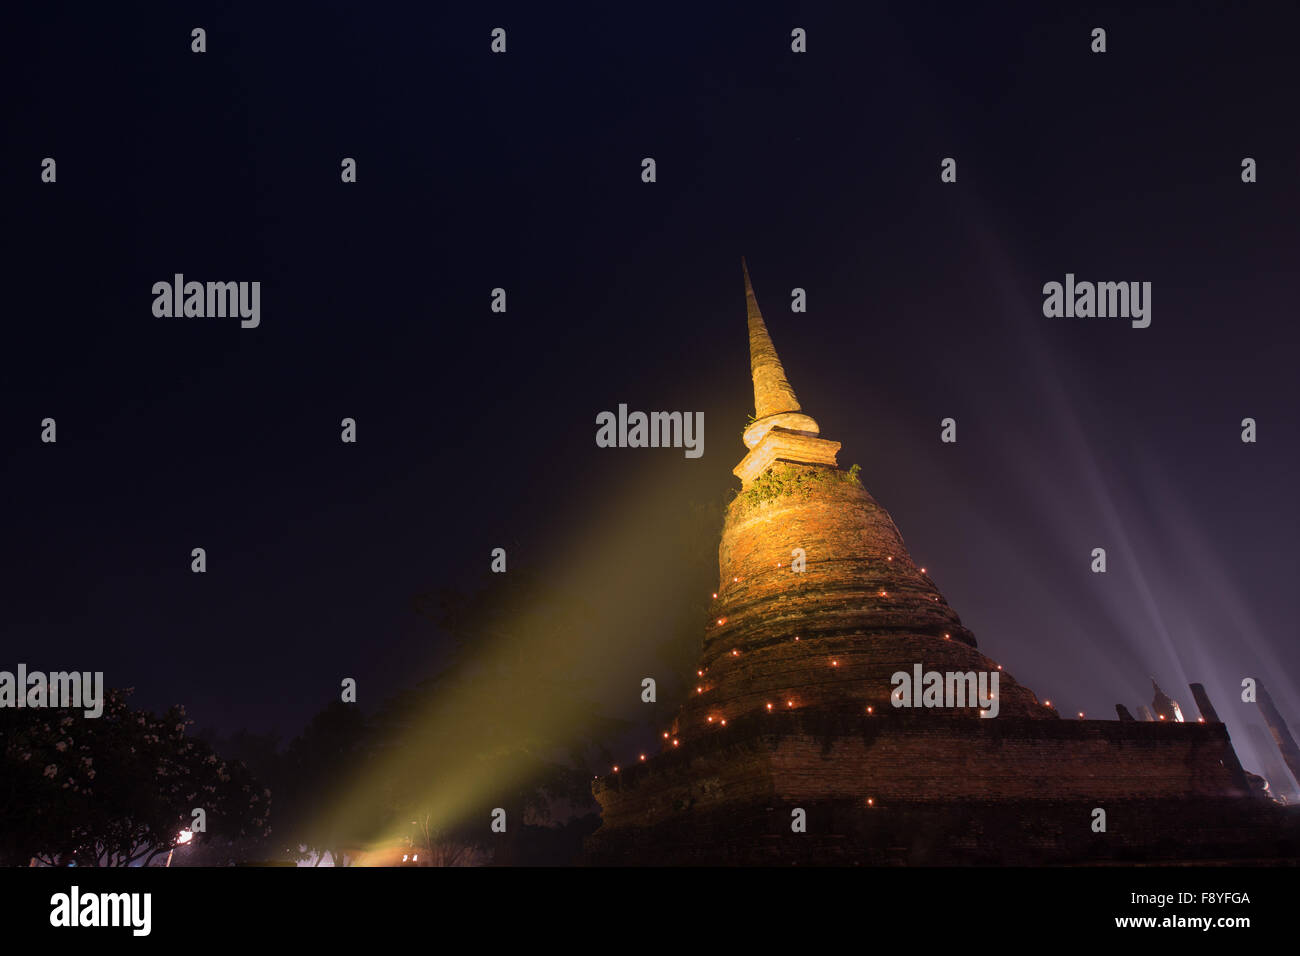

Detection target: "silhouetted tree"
[0, 689, 266, 866]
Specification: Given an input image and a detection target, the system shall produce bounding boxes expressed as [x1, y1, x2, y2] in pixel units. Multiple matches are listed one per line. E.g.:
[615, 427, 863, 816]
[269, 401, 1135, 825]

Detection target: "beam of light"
[964, 210, 1299, 788]
[307, 460, 732, 862]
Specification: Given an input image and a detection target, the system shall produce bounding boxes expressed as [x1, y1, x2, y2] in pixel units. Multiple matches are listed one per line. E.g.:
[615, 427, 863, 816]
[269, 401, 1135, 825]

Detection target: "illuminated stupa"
[585, 262, 1297, 865]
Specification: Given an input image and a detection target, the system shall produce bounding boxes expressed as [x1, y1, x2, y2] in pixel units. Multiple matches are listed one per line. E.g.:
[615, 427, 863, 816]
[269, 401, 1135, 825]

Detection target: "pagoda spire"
[743, 257, 803, 422]
[739, 258, 822, 451]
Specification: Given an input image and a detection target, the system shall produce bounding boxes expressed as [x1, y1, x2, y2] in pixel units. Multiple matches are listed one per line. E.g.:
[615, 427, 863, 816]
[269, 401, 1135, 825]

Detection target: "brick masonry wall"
[678, 464, 1050, 737]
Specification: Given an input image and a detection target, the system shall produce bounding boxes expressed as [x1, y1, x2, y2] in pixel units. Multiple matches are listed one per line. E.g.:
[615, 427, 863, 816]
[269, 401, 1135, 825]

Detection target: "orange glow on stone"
[831, 660, 839, 667]
[672, 739, 679, 746]
[707, 716, 714, 722]
[867, 706, 874, 714]
[720, 719, 726, 725]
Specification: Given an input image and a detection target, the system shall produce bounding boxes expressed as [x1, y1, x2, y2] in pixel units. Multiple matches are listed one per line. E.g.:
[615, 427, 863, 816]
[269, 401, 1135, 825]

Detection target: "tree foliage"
[0, 688, 267, 867]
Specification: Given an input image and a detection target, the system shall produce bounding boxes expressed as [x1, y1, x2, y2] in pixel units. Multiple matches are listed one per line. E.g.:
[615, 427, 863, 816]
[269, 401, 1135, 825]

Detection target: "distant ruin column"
[1115, 704, 1135, 721]
[1257, 680, 1300, 792]
[1188, 682, 1251, 793]
[1189, 683, 1221, 723]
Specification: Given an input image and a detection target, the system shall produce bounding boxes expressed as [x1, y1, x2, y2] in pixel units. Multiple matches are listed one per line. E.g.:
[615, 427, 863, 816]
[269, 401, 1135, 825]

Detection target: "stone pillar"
[1115, 704, 1135, 721]
[1188, 683, 1251, 793]
[1257, 680, 1300, 793]
[1189, 683, 1221, 723]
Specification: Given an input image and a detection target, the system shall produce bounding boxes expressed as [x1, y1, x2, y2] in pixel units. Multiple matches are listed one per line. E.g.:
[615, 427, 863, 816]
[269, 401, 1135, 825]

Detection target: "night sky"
[6, 4, 1298, 783]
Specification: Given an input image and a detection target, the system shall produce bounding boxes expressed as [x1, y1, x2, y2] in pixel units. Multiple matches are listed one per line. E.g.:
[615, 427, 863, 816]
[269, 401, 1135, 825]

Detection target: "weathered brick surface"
[674, 465, 1049, 734]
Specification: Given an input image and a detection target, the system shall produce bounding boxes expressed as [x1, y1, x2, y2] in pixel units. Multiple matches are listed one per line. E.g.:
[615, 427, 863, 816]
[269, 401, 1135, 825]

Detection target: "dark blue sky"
[6, 3, 1298, 781]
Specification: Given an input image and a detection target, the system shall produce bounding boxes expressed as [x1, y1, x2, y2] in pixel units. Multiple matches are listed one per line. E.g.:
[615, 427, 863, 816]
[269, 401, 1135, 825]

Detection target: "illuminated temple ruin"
[585, 262, 1299, 864]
